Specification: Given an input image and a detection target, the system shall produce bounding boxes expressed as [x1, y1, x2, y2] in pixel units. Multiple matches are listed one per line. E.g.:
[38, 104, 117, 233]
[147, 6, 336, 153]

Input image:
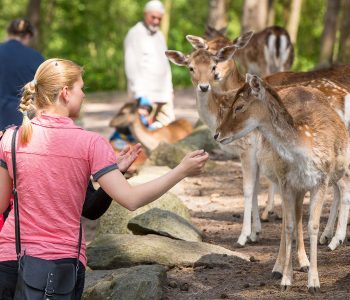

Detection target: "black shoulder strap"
[11, 127, 21, 259]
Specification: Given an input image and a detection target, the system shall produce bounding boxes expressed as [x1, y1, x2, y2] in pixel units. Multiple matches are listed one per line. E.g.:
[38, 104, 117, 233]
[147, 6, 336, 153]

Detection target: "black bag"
[10, 127, 82, 300]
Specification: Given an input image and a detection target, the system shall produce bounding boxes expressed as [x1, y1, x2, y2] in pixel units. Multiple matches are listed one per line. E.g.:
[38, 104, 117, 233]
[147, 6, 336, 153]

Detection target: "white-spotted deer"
[110, 102, 193, 151]
[182, 32, 350, 249]
[205, 25, 294, 76]
[215, 75, 349, 293]
[166, 33, 265, 246]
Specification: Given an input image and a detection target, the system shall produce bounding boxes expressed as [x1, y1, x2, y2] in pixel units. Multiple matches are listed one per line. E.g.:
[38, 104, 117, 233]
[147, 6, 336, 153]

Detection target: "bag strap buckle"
[45, 272, 55, 298]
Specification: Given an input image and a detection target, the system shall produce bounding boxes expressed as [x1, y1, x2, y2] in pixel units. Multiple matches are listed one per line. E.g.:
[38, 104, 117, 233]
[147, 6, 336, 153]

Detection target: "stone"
[83, 265, 166, 300]
[127, 208, 202, 242]
[87, 234, 249, 270]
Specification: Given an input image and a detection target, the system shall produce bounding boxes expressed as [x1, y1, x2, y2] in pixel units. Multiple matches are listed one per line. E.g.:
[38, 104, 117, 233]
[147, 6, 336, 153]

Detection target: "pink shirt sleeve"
[0, 133, 8, 170]
[89, 135, 118, 181]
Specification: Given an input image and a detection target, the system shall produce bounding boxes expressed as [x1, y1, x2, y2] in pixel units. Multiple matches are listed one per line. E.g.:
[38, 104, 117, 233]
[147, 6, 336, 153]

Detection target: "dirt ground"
[83, 89, 350, 300]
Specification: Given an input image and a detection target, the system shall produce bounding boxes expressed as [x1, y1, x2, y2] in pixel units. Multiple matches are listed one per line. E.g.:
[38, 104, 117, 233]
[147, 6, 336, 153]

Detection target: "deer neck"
[220, 61, 245, 91]
[129, 115, 159, 151]
[195, 89, 220, 132]
[257, 93, 298, 163]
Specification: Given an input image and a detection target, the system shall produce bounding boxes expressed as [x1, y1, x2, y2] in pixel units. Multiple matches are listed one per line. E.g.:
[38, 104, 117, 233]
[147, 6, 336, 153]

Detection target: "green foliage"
[0, 0, 333, 91]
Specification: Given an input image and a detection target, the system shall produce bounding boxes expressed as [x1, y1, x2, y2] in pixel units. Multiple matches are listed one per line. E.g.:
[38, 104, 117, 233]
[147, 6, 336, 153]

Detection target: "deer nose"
[214, 133, 219, 140]
[199, 84, 209, 92]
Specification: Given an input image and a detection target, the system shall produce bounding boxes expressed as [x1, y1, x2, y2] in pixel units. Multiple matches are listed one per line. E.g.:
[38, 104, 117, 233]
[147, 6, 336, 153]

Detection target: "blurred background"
[1, 0, 349, 93]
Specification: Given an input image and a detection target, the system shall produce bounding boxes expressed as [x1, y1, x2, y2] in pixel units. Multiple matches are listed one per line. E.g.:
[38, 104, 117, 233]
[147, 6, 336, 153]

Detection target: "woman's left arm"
[0, 167, 12, 213]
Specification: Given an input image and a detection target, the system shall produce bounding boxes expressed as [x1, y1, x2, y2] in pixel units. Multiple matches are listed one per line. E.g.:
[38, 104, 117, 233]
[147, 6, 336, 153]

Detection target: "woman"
[0, 58, 208, 299]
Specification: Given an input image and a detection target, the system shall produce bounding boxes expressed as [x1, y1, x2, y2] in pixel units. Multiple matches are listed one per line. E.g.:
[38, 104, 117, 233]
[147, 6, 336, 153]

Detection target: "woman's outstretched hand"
[117, 143, 143, 173]
[178, 149, 209, 177]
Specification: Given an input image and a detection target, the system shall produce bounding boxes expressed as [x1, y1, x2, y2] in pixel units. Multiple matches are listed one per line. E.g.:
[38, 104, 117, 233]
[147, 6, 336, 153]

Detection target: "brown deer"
[205, 25, 294, 76]
[109, 102, 193, 151]
[181, 33, 350, 249]
[215, 74, 349, 293]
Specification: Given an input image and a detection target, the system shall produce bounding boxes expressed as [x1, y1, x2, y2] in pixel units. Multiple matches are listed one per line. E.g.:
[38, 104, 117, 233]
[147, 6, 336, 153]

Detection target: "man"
[124, 0, 175, 128]
[0, 18, 44, 129]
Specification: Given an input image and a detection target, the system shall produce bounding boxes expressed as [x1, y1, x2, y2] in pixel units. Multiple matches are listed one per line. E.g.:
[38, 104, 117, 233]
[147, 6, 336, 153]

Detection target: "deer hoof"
[280, 285, 291, 292]
[272, 272, 283, 280]
[308, 286, 321, 294]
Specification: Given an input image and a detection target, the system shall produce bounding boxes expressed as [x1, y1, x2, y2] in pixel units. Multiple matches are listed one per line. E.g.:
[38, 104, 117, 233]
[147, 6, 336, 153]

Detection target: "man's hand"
[117, 143, 143, 173]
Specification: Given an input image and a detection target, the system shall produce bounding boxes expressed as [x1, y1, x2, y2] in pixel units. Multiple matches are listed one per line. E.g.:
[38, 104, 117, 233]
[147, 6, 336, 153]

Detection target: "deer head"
[109, 102, 138, 128]
[165, 32, 254, 93]
[214, 74, 268, 144]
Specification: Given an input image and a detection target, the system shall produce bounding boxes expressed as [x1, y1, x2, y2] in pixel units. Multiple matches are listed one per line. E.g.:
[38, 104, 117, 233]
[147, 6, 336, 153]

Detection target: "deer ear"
[246, 74, 263, 95]
[165, 50, 189, 66]
[216, 45, 237, 62]
[186, 35, 208, 49]
[232, 31, 254, 49]
[204, 26, 227, 39]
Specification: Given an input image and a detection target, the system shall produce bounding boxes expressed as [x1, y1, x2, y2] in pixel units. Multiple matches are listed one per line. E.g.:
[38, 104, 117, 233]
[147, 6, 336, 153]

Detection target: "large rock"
[149, 125, 219, 168]
[127, 208, 202, 242]
[96, 192, 191, 237]
[87, 234, 249, 270]
[83, 265, 166, 300]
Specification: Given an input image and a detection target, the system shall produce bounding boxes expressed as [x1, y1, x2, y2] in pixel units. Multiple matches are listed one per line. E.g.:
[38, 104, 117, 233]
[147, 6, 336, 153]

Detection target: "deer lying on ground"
[179, 32, 350, 249]
[205, 25, 294, 76]
[109, 102, 193, 151]
[215, 74, 349, 293]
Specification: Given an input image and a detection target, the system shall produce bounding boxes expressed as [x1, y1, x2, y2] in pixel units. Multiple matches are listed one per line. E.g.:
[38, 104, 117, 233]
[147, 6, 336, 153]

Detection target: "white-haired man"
[124, 0, 175, 128]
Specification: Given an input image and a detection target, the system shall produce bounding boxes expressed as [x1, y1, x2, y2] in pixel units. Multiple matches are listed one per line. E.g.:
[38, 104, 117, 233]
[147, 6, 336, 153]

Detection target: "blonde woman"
[0, 58, 208, 299]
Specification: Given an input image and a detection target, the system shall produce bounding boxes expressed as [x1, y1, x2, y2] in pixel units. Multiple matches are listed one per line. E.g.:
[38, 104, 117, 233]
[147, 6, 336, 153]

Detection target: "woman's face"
[67, 75, 85, 118]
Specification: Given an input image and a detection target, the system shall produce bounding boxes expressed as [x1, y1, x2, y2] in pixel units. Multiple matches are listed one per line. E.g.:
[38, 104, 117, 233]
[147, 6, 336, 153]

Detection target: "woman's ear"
[59, 86, 69, 103]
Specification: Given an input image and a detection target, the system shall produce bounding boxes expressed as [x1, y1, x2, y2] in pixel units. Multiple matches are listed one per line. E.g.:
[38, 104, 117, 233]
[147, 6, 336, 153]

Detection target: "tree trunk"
[241, 0, 268, 33]
[206, 0, 229, 31]
[161, 0, 171, 43]
[286, 0, 303, 44]
[267, 0, 275, 27]
[26, 0, 41, 50]
[318, 0, 340, 67]
[337, 0, 350, 64]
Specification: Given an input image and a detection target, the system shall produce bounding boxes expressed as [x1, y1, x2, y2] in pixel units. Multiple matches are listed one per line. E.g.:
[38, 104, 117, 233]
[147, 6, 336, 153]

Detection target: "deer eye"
[235, 105, 244, 113]
[212, 65, 216, 72]
[189, 66, 194, 72]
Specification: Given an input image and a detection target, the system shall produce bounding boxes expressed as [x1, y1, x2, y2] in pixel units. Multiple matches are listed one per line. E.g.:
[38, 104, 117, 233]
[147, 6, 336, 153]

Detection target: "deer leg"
[328, 176, 350, 250]
[320, 183, 340, 245]
[261, 181, 277, 221]
[250, 163, 261, 242]
[308, 183, 328, 294]
[295, 191, 309, 271]
[237, 147, 259, 246]
[280, 187, 297, 290]
[272, 200, 286, 279]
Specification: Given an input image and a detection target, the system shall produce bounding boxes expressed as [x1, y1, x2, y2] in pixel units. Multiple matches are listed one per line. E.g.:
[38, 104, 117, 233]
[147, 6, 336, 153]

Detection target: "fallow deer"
[109, 102, 193, 151]
[215, 75, 349, 293]
[182, 33, 350, 249]
[166, 33, 264, 247]
[205, 25, 294, 77]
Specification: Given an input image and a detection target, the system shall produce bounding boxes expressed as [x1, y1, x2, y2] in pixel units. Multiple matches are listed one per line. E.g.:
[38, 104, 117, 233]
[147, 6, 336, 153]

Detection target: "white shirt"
[124, 22, 173, 103]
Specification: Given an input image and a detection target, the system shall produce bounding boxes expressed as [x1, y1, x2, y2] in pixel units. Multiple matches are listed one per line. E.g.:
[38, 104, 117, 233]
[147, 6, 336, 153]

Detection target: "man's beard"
[148, 24, 159, 34]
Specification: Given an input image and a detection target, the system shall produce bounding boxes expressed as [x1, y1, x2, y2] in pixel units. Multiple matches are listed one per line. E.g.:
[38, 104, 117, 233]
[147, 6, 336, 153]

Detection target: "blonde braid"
[19, 80, 36, 144]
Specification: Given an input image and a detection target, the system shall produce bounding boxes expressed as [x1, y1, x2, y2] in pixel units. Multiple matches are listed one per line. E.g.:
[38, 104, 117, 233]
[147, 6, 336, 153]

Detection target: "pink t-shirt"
[0, 114, 118, 266]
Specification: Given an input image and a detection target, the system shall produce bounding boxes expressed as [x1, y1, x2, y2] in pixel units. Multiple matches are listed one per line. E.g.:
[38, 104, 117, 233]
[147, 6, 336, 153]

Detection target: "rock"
[179, 282, 189, 291]
[83, 265, 166, 300]
[168, 280, 178, 288]
[127, 208, 202, 242]
[96, 192, 191, 237]
[149, 125, 219, 168]
[87, 234, 249, 270]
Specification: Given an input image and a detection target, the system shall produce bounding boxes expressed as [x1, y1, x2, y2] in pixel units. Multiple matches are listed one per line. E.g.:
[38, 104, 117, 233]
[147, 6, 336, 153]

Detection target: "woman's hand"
[117, 143, 143, 173]
[177, 149, 209, 177]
